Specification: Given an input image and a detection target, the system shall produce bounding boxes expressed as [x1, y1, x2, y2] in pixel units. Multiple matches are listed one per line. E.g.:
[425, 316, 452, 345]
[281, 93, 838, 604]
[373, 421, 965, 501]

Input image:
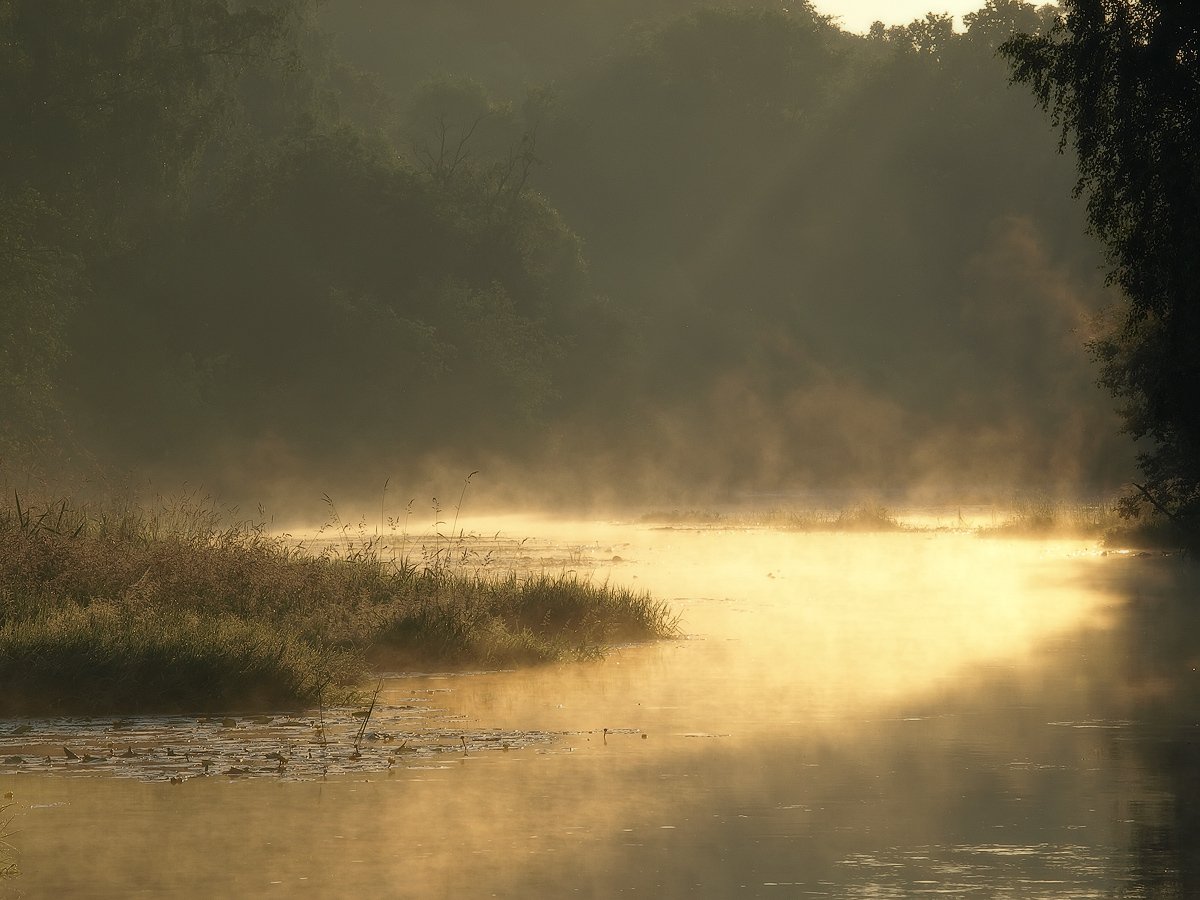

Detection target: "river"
[2, 518, 1197, 897]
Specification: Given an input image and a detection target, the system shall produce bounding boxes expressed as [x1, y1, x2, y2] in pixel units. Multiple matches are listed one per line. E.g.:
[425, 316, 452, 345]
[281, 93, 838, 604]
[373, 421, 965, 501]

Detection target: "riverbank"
[639, 498, 1183, 548]
[0, 496, 678, 716]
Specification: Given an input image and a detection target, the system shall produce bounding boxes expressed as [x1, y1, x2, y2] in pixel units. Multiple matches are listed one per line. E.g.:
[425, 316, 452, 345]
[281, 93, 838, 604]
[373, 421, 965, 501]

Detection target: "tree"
[0, 1, 303, 484]
[1002, 2, 1200, 535]
[0, 1, 300, 243]
[0, 191, 84, 479]
[886, 12, 956, 60]
[963, 1, 1054, 50]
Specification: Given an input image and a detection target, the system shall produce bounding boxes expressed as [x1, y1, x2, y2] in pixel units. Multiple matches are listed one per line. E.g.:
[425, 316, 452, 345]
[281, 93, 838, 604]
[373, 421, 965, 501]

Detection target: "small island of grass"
[0, 496, 678, 717]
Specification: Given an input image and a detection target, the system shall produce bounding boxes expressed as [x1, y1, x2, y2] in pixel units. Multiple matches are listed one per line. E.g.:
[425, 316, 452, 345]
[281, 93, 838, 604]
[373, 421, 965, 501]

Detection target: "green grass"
[0, 494, 679, 716]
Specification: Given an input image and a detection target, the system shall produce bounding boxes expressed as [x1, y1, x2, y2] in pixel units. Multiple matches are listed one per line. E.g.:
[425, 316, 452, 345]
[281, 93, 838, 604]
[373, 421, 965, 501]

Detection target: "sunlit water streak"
[1, 521, 1193, 898]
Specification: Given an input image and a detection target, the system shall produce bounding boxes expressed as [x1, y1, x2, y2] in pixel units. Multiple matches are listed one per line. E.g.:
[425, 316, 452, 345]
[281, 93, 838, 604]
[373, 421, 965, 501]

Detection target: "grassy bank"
[0, 496, 678, 716]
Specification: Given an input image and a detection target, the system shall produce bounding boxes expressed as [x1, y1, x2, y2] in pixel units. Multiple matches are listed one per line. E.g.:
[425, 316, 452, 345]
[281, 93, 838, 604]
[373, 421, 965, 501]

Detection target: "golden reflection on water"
[420, 520, 1118, 732]
[4, 523, 1180, 899]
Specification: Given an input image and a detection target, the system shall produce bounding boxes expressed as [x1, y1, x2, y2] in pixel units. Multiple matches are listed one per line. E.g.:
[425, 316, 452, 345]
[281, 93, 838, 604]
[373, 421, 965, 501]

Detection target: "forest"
[1, 0, 1136, 515]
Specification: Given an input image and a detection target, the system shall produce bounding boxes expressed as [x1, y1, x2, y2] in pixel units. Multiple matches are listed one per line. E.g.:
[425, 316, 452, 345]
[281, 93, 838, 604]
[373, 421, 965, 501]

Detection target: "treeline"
[1, 1, 1129, 509]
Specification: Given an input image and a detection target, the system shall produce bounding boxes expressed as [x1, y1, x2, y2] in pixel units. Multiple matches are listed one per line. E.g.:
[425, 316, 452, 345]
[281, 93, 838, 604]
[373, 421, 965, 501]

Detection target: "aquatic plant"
[351, 678, 384, 758]
[371, 571, 678, 668]
[976, 495, 1121, 539]
[0, 492, 678, 715]
[639, 504, 906, 533]
[638, 508, 728, 525]
[819, 505, 904, 532]
[637, 499, 1154, 543]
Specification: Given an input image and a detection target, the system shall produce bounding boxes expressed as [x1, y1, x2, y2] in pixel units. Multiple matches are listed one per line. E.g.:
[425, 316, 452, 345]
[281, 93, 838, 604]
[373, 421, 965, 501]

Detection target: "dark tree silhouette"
[1003, 2, 1200, 538]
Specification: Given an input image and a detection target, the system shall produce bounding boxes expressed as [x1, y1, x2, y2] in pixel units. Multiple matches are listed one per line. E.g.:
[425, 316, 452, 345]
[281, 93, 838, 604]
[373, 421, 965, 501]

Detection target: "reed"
[639, 504, 905, 532]
[0, 493, 678, 715]
[975, 496, 1121, 538]
[778, 504, 905, 532]
[372, 571, 679, 668]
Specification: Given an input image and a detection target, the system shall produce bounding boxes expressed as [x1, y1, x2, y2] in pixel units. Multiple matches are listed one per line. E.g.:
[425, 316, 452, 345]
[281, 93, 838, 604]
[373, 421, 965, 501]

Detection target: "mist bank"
[1, 1, 1133, 511]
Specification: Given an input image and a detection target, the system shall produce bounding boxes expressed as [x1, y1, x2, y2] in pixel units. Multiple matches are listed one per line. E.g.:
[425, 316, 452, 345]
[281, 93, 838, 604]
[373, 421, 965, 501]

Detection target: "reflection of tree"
[1102, 560, 1200, 896]
[1126, 768, 1189, 897]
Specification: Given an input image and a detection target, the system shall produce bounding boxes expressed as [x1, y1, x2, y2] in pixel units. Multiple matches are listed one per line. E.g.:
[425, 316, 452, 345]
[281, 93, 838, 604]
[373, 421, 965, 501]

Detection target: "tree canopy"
[0, 1, 1135, 510]
[1003, 1, 1200, 533]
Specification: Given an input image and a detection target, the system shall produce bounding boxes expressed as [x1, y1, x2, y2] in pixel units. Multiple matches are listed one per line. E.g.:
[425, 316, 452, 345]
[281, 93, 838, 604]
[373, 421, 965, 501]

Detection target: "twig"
[354, 678, 384, 753]
[450, 471, 479, 543]
[1131, 481, 1180, 522]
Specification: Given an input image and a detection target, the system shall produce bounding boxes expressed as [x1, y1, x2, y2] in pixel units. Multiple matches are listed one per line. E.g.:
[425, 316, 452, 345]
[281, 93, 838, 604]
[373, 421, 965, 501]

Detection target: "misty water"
[3, 518, 1198, 898]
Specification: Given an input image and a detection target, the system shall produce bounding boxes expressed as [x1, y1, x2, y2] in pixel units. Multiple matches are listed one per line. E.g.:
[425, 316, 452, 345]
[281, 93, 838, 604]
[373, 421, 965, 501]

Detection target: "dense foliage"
[1003, 1, 1200, 538]
[1, 1, 1134, 510]
[530, 2, 1115, 498]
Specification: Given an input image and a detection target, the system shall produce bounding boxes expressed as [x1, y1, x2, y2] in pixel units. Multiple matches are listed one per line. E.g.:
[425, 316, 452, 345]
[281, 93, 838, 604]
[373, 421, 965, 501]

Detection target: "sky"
[814, 1, 988, 34]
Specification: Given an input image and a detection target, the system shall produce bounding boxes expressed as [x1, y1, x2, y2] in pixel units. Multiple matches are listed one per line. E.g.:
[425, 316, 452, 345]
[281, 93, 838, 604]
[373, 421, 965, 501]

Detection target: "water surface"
[2, 522, 1196, 898]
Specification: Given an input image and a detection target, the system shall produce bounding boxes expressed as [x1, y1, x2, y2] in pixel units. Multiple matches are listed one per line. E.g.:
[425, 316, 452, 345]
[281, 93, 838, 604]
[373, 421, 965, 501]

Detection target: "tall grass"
[638, 500, 1145, 541]
[975, 495, 1121, 538]
[0, 493, 678, 716]
[373, 572, 678, 668]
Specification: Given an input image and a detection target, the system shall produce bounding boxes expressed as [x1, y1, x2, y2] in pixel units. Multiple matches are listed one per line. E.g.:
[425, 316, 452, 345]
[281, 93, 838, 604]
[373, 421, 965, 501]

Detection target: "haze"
[8, 8, 1200, 896]
[3, 0, 1123, 518]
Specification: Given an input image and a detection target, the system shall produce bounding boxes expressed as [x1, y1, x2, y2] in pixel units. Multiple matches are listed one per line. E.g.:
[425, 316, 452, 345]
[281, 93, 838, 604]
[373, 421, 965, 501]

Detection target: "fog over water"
[4, 520, 1197, 897]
